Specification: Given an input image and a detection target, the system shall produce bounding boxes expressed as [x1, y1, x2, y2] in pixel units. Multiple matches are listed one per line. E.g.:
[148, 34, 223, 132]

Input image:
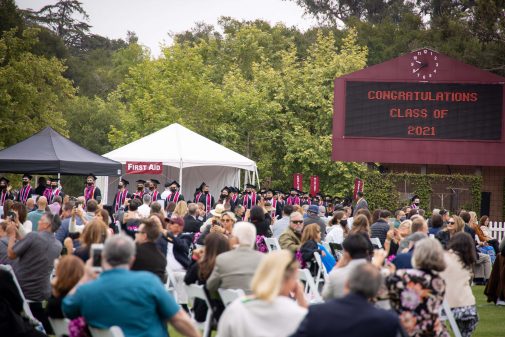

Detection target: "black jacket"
[131, 242, 167, 283]
[163, 232, 192, 270]
[290, 293, 400, 337]
[183, 214, 203, 233]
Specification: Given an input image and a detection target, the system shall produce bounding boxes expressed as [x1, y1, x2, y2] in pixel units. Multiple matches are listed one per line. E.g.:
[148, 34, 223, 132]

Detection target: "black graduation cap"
[221, 186, 230, 193]
[199, 182, 207, 190]
[259, 188, 267, 194]
[245, 183, 256, 189]
[49, 177, 60, 182]
[167, 180, 180, 188]
[411, 195, 419, 202]
[265, 189, 274, 194]
[86, 174, 97, 181]
[151, 179, 160, 185]
[290, 187, 299, 193]
[22, 174, 33, 180]
[120, 178, 129, 186]
[0, 177, 9, 184]
[136, 179, 146, 184]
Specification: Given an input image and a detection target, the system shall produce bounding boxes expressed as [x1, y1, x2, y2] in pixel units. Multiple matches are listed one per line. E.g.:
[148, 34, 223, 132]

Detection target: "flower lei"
[255, 235, 268, 253]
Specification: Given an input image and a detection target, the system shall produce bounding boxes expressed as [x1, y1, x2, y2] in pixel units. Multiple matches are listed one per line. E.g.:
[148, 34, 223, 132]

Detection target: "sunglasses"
[447, 221, 455, 224]
[292, 220, 304, 224]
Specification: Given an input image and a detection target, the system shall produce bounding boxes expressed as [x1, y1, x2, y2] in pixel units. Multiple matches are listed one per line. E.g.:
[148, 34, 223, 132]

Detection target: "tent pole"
[255, 167, 260, 189]
[58, 172, 61, 188]
[179, 160, 183, 193]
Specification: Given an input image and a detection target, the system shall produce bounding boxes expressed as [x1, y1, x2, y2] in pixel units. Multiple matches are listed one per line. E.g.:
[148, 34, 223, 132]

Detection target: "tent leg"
[179, 160, 183, 194]
[58, 173, 61, 189]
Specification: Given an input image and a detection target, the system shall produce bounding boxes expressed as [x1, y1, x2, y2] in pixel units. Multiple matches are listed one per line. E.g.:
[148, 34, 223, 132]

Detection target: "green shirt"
[27, 210, 45, 231]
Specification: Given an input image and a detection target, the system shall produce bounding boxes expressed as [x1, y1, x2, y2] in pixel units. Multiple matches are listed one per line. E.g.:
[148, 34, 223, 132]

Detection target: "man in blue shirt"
[62, 234, 199, 337]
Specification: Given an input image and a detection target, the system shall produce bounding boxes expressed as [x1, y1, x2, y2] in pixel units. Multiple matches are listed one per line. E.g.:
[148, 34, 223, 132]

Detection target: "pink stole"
[115, 189, 128, 213]
[205, 193, 211, 212]
[84, 185, 95, 202]
[243, 193, 257, 209]
[0, 191, 7, 206]
[19, 185, 32, 203]
[287, 196, 300, 205]
[169, 191, 180, 203]
[271, 198, 277, 218]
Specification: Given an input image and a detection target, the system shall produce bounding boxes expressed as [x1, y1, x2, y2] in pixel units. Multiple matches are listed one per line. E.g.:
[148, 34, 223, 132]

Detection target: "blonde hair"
[251, 250, 297, 302]
[469, 211, 477, 226]
[173, 201, 188, 217]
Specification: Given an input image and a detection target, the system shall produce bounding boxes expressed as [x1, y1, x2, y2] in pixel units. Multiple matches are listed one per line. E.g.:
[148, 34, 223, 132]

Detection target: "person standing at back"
[370, 210, 391, 247]
[354, 191, 368, 214]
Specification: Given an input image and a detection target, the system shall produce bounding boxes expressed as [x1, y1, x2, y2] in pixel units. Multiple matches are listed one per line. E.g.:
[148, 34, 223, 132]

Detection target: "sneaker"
[496, 300, 505, 306]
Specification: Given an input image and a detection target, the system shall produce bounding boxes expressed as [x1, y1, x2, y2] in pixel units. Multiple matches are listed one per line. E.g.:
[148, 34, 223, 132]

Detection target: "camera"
[7, 211, 16, 221]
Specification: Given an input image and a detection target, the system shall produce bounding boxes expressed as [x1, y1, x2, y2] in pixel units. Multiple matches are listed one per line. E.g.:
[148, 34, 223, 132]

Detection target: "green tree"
[0, 28, 74, 148]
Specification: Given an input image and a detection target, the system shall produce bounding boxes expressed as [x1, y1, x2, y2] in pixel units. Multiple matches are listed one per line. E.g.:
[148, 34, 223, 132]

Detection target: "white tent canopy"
[99, 123, 258, 204]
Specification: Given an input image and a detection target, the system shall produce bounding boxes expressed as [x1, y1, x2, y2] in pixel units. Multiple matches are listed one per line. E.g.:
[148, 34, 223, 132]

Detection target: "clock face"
[410, 49, 440, 80]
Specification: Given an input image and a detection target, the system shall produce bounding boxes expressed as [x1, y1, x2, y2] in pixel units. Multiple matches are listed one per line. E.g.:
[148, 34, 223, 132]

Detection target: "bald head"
[37, 196, 48, 209]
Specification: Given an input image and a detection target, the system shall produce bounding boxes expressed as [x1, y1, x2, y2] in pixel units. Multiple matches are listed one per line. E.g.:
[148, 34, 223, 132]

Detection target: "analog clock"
[410, 49, 440, 80]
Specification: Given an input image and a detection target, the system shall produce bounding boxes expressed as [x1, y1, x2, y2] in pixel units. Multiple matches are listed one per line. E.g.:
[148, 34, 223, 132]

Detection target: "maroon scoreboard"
[332, 48, 505, 166]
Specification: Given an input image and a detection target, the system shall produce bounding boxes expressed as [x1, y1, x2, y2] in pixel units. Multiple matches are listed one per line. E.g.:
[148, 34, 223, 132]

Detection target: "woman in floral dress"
[386, 237, 449, 337]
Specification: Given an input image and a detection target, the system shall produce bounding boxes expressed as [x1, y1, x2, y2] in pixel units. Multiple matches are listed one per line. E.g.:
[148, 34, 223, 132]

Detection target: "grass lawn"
[168, 286, 504, 337]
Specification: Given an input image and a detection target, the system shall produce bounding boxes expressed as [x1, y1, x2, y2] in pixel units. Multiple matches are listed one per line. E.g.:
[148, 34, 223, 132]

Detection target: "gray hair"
[103, 234, 136, 267]
[232, 222, 256, 248]
[289, 211, 303, 222]
[143, 194, 152, 204]
[318, 205, 326, 216]
[348, 263, 382, 298]
[412, 237, 446, 272]
[432, 208, 440, 215]
[188, 203, 198, 215]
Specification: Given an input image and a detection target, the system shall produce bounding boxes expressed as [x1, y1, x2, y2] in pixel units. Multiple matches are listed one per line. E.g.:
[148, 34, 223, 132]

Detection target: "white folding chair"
[0, 265, 42, 328]
[218, 288, 245, 307]
[264, 237, 281, 252]
[164, 262, 178, 300]
[313, 252, 328, 288]
[49, 318, 70, 337]
[89, 326, 125, 337]
[370, 237, 382, 249]
[440, 300, 462, 337]
[185, 284, 213, 337]
[298, 268, 322, 303]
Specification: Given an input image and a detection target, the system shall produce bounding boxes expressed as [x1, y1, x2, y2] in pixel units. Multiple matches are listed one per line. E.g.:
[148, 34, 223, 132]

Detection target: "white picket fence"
[489, 221, 505, 242]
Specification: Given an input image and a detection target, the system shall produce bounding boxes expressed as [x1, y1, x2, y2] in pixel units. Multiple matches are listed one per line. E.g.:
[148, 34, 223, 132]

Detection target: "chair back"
[185, 284, 214, 337]
[370, 237, 382, 249]
[298, 268, 322, 303]
[49, 318, 70, 337]
[218, 288, 245, 307]
[264, 237, 281, 252]
[89, 326, 125, 337]
[313, 252, 328, 288]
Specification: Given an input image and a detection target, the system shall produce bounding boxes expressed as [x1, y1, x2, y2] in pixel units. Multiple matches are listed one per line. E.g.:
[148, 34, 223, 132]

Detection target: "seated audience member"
[392, 232, 426, 270]
[386, 238, 448, 337]
[138, 194, 152, 218]
[65, 219, 109, 262]
[303, 205, 326, 240]
[485, 238, 505, 305]
[291, 263, 400, 337]
[6, 212, 62, 333]
[393, 209, 406, 228]
[25, 198, 35, 212]
[184, 233, 230, 322]
[10, 202, 32, 237]
[49, 196, 62, 216]
[436, 215, 464, 249]
[398, 216, 428, 252]
[218, 250, 307, 337]
[325, 211, 349, 244]
[47, 255, 85, 318]
[166, 201, 177, 218]
[249, 205, 272, 237]
[429, 214, 444, 236]
[279, 212, 304, 252]
[272, 204, 294, 239]
[370, 210, 391, 247]
[27, 196, 47, 231]
[0, 220, 15, 265]
[207, 222, 264, 294]
[322, 234, 369, 300]
[55, 201, 82, 243]
[131, 218, 167, 283]
[173, 200, 188, 218]
[348, 214, 374, 256]
[300, 223, 335, 274]
[150, 201, 165, 218]
[0, 268, 46, 337]
[62, 235, 199, 337]
[440, 232, 479, 337]
[183, 203, 203, 233]
[197, 209, 236, 245]
[475, 215, 499, 255]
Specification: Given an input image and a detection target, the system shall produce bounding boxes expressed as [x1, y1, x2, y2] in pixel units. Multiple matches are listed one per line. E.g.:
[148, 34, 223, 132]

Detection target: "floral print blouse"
[386, 269, 449, 337]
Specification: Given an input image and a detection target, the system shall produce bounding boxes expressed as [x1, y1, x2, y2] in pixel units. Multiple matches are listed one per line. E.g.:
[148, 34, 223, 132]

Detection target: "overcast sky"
[16, 0, 317, 56]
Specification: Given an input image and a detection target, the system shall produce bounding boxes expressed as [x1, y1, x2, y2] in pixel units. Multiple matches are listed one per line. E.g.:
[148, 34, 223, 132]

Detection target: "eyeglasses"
[447, 221, 455, 224]
[292, 220, 304, 224]
[222, 219, 233, 222]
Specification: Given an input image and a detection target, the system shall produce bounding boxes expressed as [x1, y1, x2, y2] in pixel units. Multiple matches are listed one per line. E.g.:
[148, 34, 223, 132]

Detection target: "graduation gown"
[147, 190, 161, 201]
[166, 191, 184, 204]
[196, 192, 215, 212]
[15, 185, 35, 204]
[241, 193, 258, 210]
[112, 189, 132, 214]
[84, 185, 101, 204]
[48, 188, 64, 203]
[0, 190, 14, 206]
[132, 190, 144, 200]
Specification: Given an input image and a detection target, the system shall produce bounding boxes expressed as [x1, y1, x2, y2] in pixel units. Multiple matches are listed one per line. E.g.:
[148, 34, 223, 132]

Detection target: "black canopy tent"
[0, 127, 122, 176]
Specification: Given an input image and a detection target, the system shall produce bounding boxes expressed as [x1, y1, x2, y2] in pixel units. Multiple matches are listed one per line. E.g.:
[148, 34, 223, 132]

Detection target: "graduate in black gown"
[47, 178, 64, 203]
[195, 182, 215, 213]
[112, 178, 132, 214]
[84, 174, 101, 205]
[0, 177, 14, 207]
[133, 179, 146, 200]
[147, 179, 161, 201]
[166, 180, 184, 204]
[15, 174, 35, 204]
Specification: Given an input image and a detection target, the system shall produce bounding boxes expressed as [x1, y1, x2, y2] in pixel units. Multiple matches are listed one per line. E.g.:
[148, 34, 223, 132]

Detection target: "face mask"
[51, 185, 58, 189]
[220, 194, 227, 200]
[340, 219, 348, 226]
[0, 184, 5, 189]
[170, 187, 177, 192]
[414, 202, 420, 206]
[400, 216, 406, 221]
[290, 193, 296, 197]
[22, 181, 29, 186]
[265, 197, 272, 201]
[118, 184, 123, 189]
[137, 186, 143, 191]
[87, 182, 93, 186]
